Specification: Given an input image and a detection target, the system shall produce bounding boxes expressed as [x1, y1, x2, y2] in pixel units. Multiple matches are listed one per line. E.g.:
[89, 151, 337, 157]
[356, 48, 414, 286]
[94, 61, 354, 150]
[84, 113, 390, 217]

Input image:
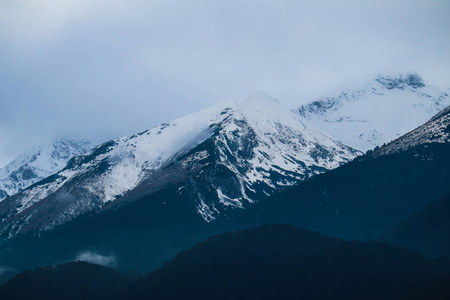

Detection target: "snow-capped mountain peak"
[297, 73, 450, 152]
[0, 139, 92, 200]
[0, 93, 358, 237]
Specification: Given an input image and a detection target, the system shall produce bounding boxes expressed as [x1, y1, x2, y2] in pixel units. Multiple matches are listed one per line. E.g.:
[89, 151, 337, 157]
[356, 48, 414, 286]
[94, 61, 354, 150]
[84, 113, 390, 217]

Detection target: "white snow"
[197, 197, 219, 222]
[297, 75, 450, 152]
[217, 188, 244, 208]
[16, 168, 78, 214]
[0, 139, 92, 200]
[71, 91, 356, 210]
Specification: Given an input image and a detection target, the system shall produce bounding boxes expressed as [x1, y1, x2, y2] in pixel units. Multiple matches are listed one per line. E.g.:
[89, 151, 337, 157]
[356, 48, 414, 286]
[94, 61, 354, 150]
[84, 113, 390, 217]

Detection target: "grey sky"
[1, 0, 450, 167]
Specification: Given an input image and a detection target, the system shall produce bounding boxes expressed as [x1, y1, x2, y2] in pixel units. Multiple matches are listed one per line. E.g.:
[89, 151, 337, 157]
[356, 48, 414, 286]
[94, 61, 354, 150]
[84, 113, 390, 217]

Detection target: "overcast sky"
[1, 0, 449, 167]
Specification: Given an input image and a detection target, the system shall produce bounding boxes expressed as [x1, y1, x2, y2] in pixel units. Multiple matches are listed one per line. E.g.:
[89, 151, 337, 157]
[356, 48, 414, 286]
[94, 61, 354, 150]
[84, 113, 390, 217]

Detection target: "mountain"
[384, 190, 450, 259]
[0, 92, 358, 238]
[0, 139, 92, 200]
[1, 101, 449, 278]
[117, 225, 450, 300]
[237, 104, 450, 241]
[3, 225, 450, 300]
[297, 74, 450, 151]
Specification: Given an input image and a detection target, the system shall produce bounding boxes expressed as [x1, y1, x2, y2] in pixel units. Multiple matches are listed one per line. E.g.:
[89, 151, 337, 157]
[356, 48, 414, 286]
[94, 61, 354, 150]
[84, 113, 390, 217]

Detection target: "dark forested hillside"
[3, 225, 450, 300]
[0, 261, 140, 300]
[385, 191, 450, 258]
[118, 224, 450, 300]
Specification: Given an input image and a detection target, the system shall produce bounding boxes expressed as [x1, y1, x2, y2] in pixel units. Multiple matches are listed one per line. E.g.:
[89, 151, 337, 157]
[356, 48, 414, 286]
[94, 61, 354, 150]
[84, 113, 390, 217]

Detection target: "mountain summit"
[297, 73, 450, 151]
[0, 93, 358, 237]
[0, 139, 92, 200]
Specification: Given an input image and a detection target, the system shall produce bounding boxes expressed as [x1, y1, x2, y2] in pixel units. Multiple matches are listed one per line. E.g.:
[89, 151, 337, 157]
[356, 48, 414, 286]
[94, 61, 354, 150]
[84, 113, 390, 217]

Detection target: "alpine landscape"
[1, 1, 449, 299]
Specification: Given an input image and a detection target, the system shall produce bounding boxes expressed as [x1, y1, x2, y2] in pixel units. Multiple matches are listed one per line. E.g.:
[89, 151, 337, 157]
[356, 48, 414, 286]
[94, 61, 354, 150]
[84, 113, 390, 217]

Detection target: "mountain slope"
[237, 104, 450, 241]
[0, 92, 358, 238]
[297, 74, 450, 151]
[384, 191, 450, 259]
[0, 139, 92, 200]
[118, 225, 450, 300]
[373, 104, 450, 156]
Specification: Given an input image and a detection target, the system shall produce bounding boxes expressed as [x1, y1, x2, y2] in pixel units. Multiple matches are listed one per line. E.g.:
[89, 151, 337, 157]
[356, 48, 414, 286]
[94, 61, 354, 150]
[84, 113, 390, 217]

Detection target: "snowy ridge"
[0, 92, 358, 237]
[0, 139, 92, 200]
[373, 105, 450, 156]
[297, 74, 450, 151]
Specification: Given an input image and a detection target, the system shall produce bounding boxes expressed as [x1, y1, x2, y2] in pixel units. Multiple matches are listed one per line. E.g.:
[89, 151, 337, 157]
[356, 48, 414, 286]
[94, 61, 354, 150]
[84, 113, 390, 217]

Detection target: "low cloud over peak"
[1, 0, 449, 166]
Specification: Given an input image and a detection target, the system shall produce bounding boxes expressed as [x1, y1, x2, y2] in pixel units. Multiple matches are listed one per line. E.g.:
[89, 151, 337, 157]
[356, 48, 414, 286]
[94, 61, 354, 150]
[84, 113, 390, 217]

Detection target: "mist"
[1, 0, 449, 166]
[75, 251, 116, 268]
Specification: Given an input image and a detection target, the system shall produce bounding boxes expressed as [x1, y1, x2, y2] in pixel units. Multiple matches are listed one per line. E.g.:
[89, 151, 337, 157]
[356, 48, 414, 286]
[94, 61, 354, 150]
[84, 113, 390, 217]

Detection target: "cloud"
[75, 251, 116, 267]
[0, 0, 449, 166]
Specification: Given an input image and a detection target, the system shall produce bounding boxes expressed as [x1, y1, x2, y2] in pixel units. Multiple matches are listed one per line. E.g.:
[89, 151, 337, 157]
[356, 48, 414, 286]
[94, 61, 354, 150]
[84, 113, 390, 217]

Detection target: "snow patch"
[217, 188, 244, 208]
